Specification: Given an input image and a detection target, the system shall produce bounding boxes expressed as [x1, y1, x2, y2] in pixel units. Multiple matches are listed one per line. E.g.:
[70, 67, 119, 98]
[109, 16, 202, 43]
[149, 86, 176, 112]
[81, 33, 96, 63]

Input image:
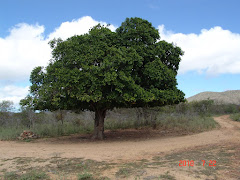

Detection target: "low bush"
[230, 113, 240, 122]
[0, 126, 25, 140]
[33, 122, 93, 138]
[156, 114, 217, 133]
[78, 172, 93, 180]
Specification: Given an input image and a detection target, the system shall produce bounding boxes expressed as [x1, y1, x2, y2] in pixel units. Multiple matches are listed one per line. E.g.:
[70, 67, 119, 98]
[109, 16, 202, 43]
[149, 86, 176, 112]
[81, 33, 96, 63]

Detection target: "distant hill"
[187, 90, 240, 105]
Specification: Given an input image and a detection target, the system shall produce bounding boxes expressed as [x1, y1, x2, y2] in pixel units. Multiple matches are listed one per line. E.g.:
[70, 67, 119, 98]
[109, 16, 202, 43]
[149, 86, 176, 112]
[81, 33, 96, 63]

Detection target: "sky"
[0, 0, 240, 109]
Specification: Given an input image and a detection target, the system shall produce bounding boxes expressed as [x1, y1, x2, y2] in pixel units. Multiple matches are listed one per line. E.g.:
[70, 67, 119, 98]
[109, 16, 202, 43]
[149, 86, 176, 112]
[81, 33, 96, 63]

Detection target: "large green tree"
[21, 17, 185, 139]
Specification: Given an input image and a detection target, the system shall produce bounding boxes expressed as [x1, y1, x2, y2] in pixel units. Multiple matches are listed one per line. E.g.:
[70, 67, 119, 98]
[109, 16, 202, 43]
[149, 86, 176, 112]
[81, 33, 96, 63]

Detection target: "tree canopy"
[21, 17, 185, 139]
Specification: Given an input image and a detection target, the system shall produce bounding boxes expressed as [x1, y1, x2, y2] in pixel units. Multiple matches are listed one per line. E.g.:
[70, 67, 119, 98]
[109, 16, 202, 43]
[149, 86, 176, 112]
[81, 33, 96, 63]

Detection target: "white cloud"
[0, 85, 29, 107]
[48, 16, 117, 40]
[0, 23, 51, 81]
[0, 16, 117, 82]
[158, 25, 240, 75]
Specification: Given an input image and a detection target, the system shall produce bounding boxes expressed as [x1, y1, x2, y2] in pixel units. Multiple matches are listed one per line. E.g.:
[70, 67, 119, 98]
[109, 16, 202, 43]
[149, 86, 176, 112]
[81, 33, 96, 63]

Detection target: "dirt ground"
[0, 115, 239, 180]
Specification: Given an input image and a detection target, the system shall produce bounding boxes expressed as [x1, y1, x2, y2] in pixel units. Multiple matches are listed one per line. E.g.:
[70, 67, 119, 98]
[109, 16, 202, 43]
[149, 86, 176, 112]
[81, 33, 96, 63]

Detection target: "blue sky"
[0, 0, 240, 107]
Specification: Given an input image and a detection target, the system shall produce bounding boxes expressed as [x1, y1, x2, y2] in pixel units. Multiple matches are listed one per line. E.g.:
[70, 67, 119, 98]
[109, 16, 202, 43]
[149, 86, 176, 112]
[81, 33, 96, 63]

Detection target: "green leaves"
[157, 40, 184, 74]
[24, 17, 185, 112]
[116, 17, 160, 45]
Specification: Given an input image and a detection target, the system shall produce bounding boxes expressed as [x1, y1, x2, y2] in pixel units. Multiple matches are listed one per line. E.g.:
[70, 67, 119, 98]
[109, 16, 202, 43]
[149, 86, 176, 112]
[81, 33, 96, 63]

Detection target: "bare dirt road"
[0, 115, 240, 179]
[0, 115, 239, 161]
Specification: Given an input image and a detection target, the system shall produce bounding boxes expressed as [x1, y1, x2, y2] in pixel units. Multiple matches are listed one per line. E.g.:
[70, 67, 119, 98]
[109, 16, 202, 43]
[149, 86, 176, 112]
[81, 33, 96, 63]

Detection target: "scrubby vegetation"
[230, 113, 240, 122]
[0, 99, 239, 141]
[3, 170, 49, 180]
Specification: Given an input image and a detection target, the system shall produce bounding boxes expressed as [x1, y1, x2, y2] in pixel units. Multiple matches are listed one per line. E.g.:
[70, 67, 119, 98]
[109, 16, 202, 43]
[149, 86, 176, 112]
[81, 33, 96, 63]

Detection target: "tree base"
[91, 131, 105, 140]
[92, 109, 106, 140]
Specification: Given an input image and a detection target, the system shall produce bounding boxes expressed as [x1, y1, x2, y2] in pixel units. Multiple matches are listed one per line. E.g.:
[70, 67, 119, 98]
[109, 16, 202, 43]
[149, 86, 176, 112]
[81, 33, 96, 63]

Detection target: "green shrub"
[156, 114, 217, 133]
[78, 172, 93, 180]
[32, 122, 93, 138]
[209, 104, 240, 115]
[0, 126, 25, 140]
[230, 113, 240, 122]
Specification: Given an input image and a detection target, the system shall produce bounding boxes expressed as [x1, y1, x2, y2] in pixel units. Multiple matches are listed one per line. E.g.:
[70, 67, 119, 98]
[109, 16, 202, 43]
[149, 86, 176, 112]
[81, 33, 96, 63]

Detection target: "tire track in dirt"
[0, 115, 239, 162]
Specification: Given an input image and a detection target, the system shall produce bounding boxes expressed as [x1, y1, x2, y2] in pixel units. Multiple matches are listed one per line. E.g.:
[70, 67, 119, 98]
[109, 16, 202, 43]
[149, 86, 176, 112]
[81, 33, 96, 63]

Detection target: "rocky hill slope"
[187, 90, 240, 105]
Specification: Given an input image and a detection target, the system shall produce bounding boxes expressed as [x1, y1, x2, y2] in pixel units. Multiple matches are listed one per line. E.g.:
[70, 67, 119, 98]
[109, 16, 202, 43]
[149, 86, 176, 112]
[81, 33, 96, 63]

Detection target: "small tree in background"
[21, 17, 185, 139]
[0, 100, 14, 126]
[19, 95, 36, 128]
[0, 100, 14, 112]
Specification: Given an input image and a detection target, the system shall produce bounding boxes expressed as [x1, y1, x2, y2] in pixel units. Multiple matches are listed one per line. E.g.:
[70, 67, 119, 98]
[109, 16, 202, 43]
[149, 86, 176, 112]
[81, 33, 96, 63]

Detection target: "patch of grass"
[24, 139, 33, 142]
[105, 118, 135, 130]
[100, 177, 111, 180]
[159, 171, 176, 180]
[19, 171, 49, 180]
[77, 172, 93, 180]
[151, 144, 238, 179]
[115, 160, 148, 178]
[1, 169, 7, 173]
[125, 161, 148, 169]
[156, 114, 217, 133]
[0, 122, 94, 141]
[47, 157, 112, 177]
[3, 171, 19, 180]
[230, 113, 240, 122]
[2, 158, 13, 162]
[115, 167, 132, 178]
[199, 167, 217, 177]
[8, 157, 112, 178]
[99, 177, 111, 180]
[0, 126, 25, 140]
[34, 158, 47, 163]
[3, 171, 49, 180]
[14, 157, 33, 165]
[32, 122, 93, 138]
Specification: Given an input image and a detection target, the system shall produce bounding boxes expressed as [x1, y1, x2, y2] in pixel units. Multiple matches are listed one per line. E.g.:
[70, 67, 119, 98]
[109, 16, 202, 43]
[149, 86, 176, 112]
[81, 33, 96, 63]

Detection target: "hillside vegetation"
[187, 90, 240, 105]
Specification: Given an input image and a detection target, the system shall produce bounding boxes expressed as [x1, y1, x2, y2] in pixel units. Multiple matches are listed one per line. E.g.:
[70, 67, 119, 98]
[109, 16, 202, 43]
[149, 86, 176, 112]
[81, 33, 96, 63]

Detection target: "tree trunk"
[92, 109, 106, 140]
